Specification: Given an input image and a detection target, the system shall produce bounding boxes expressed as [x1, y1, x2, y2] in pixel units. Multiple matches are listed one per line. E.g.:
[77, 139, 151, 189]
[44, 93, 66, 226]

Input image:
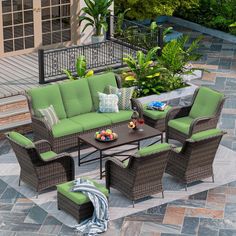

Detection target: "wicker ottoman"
[143, 105, 172, 132]
[57, 180, 109, 223]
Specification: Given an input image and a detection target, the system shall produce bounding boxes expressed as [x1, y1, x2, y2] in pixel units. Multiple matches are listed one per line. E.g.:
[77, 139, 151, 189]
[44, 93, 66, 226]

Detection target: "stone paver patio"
[1, 24, 236, 235]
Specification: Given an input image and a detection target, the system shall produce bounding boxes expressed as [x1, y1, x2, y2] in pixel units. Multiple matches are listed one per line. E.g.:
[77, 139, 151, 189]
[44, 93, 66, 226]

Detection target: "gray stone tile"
[169, 199, 205, 208]
[0, 232, 16, 236]
[58, 225, 78, 236]
[24, 206, 47, 224]
[141, 222, 180, 234]
[219, 229, 236, 236]
[225, 203, 236, 221]
[146, 203, 167, 215]
[189, 190, 208, 201]
[181, 217, 199, 235]
[0, 180, 8, 196]
[0, 187, 22, 204]
[38, 215, 62, 234]
[16, 233, 54, 236]
[198, 224, 219, 236]
[11, 202, 34, 213]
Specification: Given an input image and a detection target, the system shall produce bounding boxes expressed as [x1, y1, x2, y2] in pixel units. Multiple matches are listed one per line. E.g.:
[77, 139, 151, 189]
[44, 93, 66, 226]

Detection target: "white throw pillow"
[98, 92, 119, 113]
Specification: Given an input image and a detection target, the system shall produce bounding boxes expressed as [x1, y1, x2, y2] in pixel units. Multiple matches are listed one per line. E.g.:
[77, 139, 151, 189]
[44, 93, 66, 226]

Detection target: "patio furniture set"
[6, 72, 226, 223]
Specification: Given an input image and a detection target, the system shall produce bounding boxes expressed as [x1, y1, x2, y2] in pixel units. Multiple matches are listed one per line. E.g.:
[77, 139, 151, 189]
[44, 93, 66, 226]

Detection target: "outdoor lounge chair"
[6, 131, 74, 197]
[105, 143, 171, 206]
[165, 86, 225, 143]
[166, 129, 225, 190]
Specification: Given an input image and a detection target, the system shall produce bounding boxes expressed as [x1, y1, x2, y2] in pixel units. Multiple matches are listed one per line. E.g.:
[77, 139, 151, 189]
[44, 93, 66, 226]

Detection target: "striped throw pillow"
[98, 92, 119, 113]
[108, 86, 134, 110]
[38, 105, 59, 128]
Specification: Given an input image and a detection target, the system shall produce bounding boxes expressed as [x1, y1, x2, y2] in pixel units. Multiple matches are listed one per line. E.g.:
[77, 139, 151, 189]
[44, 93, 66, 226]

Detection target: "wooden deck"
[0, 53, 40, 98]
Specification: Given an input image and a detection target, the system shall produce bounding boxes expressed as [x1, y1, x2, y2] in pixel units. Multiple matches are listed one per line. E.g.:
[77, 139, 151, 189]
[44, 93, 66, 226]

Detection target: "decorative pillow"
[98, 92, 119, 113]
[38, 105, 60, 128]
[107, 86, 134, 110]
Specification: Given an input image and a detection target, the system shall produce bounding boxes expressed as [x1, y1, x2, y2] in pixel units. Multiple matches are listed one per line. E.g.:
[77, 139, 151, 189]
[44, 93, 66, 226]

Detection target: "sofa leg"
[185, 184, 188, 191]
[132, 201, 135, 208]
[212, 174, 215, 183]
[18, 178, 21, 186]
[162, 191, 164, 199]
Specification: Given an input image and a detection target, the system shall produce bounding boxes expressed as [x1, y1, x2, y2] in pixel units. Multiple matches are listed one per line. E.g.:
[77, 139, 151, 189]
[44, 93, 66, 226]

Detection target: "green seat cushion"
[59, 79, 93, 117]
[144, 105, 172, 120]
[87, 72, 117, 111]
[57, 179, 109, 205]
[190, 128, 222, 142]
[40, 151, 57, 161]
[69, 112, 112, 131]
[8, 132, 34, 148]
[189, 87, 224, 119]
[28, 84, 66, 119]
[168, 116, 194, 135]
[136, 143, 171, 157]
[123, 159, 129, 167]
[52, 119, 83, 138]
[103, 110, 133, 123]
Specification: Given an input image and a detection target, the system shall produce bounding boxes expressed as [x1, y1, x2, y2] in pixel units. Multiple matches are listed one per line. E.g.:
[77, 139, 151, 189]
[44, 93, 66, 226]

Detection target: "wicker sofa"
[27, 72, 133, 153]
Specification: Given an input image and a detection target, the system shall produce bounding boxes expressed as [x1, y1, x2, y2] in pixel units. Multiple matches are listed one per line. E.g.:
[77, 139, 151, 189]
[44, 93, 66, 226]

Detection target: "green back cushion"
[189, 87, 224, 119]
[8, 132, 34, 148]
[57, 179, 109, 205]
[59, 79, 93, 117]
[28, 84, 66, 119]
[87, 72, 117, 110]
[190, 128, 222, 142]
[136, 143, 171, 157]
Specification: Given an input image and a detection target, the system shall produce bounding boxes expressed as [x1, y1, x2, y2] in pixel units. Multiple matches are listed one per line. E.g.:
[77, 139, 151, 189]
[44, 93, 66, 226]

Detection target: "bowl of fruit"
[94, 129, 118, 142]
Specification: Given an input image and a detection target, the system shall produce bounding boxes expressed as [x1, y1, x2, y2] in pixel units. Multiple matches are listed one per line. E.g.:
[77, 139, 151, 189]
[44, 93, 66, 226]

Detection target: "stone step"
[0, 95, 28, 112]
[0, 95, 31, 135]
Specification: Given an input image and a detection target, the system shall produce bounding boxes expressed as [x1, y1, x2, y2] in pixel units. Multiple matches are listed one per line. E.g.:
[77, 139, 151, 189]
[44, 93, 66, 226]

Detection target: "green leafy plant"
[63, 55, 94, 80]
[123, 47, 167, 96]
[115, 8, 131, 37]
[157, 35, 202, 78]
[78, 0, 113, 36]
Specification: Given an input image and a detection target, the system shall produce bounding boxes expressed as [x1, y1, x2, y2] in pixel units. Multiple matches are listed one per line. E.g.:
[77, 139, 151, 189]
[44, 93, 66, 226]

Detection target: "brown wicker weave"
[165, 87, 226, 143]
[6, 134, 75, 197]
[26, 74, 132, 153]
[57, 192, 95, 223]
[105, 148, 170, 205]
[166, 131, 225, 190]
[131, 98, 166, 132]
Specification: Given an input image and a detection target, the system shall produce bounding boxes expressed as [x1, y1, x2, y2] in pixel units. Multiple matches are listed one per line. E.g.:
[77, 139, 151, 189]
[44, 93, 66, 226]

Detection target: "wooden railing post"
[38, 49, 45, 84]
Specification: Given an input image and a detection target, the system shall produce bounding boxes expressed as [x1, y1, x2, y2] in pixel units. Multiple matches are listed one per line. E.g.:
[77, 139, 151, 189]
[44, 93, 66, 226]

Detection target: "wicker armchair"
[166, 129, 225, 190]
[6, 132, 74, 197]
[165, 87, 226, 143]
[105, 143, 171, 206]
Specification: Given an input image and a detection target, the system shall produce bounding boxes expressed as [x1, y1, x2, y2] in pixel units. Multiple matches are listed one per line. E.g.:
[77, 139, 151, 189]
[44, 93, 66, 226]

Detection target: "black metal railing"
[38, 14, 164, 84]
[108, 15, 164, 53]
[39, 40, 138, 84]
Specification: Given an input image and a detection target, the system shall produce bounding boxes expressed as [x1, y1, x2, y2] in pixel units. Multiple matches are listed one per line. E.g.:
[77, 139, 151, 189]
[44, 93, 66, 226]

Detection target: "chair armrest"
[34, 140, 52, 153]
[40, 152, 73, 162]
[31, 116, 53, 140]
[166, 106, 192, 122]
[131, 98, 144, 118]
[189, 116, 218, 136]
[105, 158, 127, 169]
[115, 74, 122, 88]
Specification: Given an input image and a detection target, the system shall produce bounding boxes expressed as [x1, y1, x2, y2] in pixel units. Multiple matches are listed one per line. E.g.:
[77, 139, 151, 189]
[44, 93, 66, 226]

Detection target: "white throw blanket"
[71, 178, 109, 236]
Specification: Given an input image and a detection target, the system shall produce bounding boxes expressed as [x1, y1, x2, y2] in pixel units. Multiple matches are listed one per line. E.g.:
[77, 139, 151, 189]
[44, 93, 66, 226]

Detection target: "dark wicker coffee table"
[78, 123, 163, 179]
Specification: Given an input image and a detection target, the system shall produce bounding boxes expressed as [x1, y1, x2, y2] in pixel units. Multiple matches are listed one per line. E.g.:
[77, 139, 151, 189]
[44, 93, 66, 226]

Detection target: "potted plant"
[79, 0, 113, 44]
[63, 55, 94, 80]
